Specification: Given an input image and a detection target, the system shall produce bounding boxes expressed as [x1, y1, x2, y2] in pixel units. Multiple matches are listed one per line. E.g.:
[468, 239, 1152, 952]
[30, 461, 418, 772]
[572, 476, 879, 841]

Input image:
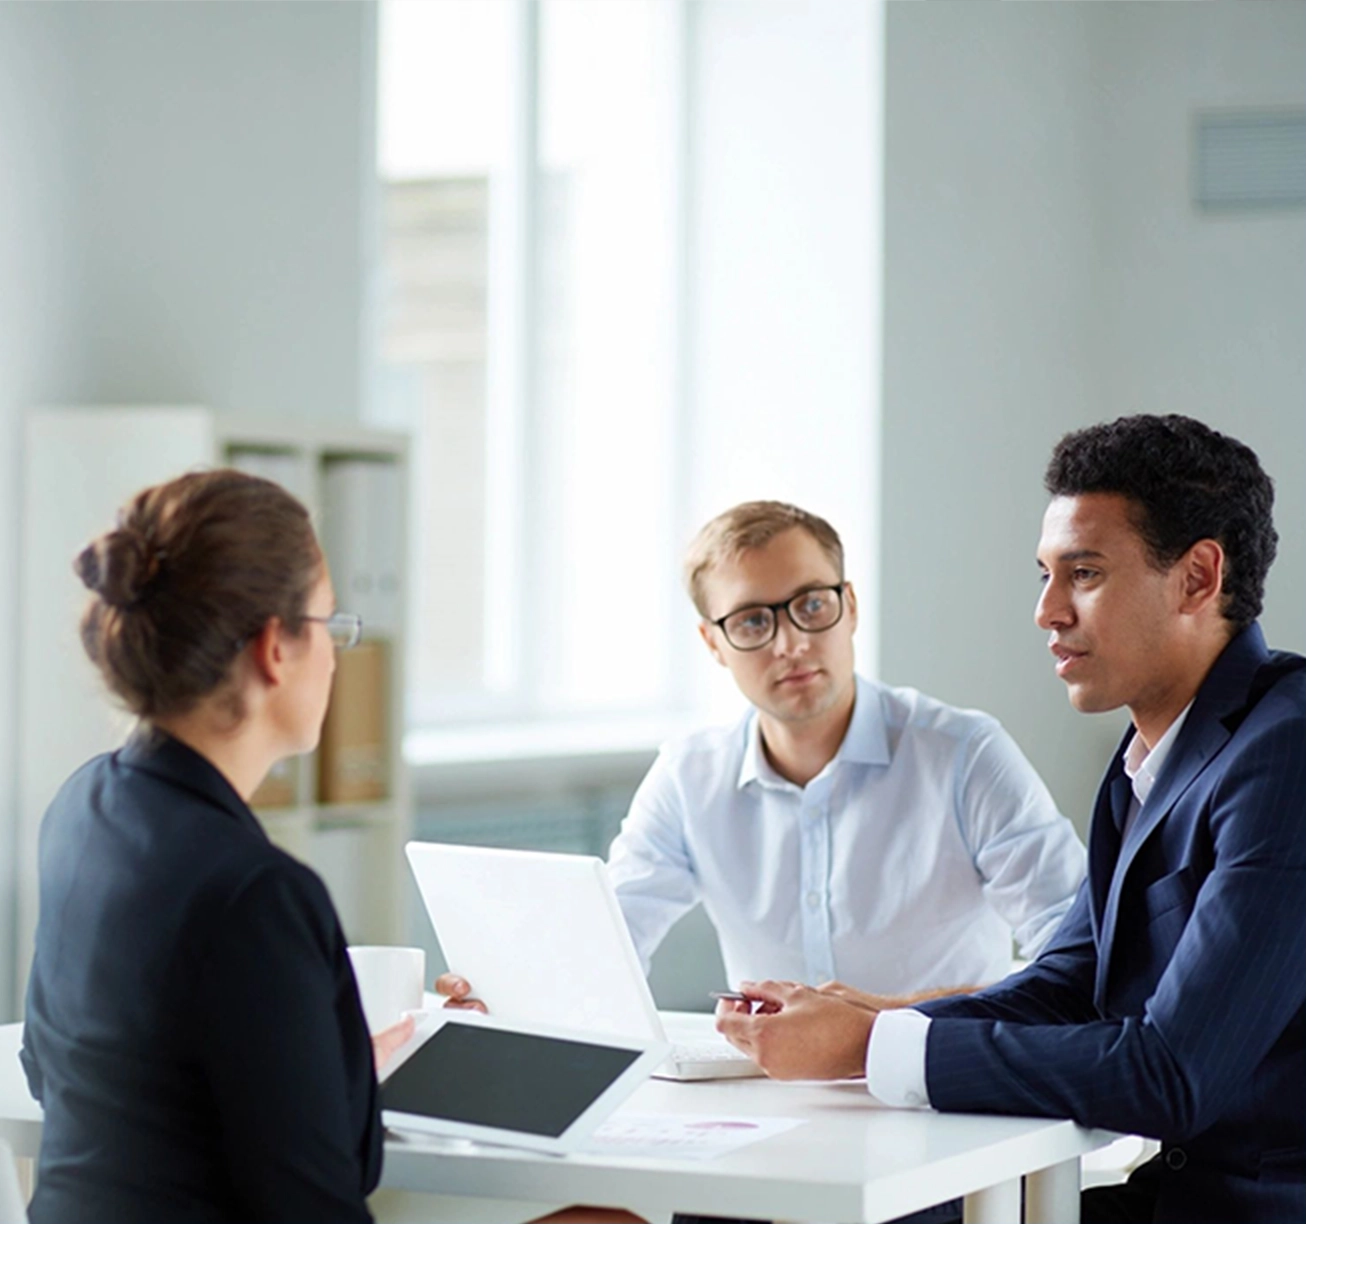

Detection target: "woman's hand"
[371, 1014, 415, 1073]
[433, 973, 487, 1013]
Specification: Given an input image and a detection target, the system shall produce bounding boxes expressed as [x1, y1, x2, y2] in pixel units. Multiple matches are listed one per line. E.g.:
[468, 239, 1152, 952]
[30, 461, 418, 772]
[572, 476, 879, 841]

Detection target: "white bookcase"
[17, 407, 412, 1000]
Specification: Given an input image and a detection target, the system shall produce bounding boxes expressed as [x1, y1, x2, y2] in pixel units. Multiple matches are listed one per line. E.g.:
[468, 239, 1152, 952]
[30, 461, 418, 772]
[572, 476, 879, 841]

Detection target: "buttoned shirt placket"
[798, 768, 837, 987]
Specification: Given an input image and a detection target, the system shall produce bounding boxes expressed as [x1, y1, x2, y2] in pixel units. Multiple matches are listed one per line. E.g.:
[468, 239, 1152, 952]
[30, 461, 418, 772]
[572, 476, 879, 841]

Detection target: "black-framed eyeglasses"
[710, 583, 847, 652]
[302, 612, 363, 651]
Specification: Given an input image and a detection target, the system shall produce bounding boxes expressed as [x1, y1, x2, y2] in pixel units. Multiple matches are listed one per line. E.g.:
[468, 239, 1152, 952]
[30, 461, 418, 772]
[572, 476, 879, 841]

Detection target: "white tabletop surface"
[0, 1024, 42, 1156]
[383, 1012, 1116, 1223]
[1, 1016, 1118, 1222]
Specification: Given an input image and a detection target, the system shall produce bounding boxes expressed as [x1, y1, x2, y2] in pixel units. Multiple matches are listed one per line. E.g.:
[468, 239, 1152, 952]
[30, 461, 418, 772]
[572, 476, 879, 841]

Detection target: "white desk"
[0, 1024, 41, 1205]
[389, 1011, 1119, 1222]
[2, 1019, 1116, 1223]
[384, 1075, 1110, 1223]
[0, 1025, 41, 1159]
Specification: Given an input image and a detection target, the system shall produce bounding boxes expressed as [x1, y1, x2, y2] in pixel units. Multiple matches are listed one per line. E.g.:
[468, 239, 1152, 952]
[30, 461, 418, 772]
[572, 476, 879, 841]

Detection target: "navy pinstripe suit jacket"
[918, 623, 1305, 1222]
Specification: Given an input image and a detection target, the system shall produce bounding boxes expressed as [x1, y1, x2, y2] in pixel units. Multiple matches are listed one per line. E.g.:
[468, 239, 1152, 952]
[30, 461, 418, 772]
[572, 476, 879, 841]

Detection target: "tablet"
[379, 1010, 669, 1155]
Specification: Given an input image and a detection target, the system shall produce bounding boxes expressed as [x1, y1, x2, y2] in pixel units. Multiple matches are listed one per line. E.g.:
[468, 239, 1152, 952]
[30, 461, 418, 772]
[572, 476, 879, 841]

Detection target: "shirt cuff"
[866, 1008, 932, 1109]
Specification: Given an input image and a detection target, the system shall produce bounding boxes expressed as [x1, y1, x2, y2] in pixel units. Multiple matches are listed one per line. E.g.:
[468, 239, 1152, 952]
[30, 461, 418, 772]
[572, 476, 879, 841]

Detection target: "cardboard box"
[319, 639, 389, 804]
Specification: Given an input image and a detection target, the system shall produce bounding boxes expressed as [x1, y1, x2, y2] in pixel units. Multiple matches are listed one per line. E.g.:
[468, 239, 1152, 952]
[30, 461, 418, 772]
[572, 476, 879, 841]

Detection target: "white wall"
[66, 0, 372, 420]
[0, 1, 88, 1021]
[0, 0, 374, 1018]
[1089, 0, 1306, 656]
[881, 1, 1305, 834]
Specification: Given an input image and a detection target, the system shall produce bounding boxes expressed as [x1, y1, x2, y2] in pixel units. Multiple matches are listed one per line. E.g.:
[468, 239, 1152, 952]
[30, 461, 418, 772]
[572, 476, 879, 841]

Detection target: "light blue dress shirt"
[608, 676, 1086, 995]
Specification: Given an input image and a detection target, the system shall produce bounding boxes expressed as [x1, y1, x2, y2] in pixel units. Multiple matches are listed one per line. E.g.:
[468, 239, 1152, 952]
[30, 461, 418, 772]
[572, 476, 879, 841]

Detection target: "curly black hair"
[1045, 414, 1277, 629]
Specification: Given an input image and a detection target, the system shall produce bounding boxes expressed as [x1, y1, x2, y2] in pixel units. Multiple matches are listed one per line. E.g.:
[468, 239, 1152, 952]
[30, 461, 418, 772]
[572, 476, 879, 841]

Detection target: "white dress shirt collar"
[1123, 700, 1195, 806]
[737, 674, 892, 790]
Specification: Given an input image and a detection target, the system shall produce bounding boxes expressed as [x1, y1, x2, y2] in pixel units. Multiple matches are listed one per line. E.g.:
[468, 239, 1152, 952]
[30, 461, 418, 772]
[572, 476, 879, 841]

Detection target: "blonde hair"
[682, 501, 845, 618]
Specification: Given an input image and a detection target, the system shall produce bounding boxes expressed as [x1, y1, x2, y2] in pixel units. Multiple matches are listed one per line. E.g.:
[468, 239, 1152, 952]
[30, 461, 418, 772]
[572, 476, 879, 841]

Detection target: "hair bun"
[75, 528, 163, 610]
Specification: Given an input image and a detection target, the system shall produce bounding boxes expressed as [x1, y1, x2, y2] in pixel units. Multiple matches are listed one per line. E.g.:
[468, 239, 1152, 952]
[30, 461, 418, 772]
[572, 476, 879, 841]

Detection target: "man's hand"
[371, 1015, 415, 1073]
[815, 980, 979, 1010]
[433, 973, 487, 1013]
[816, 981, 894, 1012]
[714, 979, 877, 1080]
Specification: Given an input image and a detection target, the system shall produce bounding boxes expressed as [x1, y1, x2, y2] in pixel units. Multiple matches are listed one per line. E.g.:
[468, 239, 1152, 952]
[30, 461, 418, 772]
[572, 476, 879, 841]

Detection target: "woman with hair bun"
[19, 469, 405, 1222]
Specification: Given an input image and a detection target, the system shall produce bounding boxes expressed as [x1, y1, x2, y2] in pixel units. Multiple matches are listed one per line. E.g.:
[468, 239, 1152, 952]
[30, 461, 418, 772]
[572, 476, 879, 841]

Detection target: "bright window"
[376, 0, 684, 729]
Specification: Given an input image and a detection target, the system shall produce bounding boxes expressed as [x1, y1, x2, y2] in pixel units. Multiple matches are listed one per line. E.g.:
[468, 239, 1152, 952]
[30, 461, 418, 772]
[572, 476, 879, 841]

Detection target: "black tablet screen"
[381, 1022, 642, 1138]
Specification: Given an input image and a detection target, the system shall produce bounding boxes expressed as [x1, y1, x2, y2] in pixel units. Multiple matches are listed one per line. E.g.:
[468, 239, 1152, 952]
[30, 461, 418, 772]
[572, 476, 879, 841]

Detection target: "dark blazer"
[20, 730, 382, 1222]
[918, 623, 1305, 1223]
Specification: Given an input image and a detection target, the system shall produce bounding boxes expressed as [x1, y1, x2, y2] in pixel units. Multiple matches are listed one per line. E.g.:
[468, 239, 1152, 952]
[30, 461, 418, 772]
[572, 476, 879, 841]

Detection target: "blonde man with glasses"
[606, 500, 1086, 1010]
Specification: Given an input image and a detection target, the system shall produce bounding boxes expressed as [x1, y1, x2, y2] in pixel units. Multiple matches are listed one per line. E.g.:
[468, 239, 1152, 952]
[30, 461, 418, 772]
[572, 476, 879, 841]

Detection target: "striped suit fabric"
[917, 623, 1305, 1223]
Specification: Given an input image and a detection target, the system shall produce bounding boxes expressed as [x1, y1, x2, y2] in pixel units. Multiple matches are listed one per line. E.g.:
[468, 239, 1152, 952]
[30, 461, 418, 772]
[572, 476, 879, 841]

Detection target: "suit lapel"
[1119, 713, 1229, 867]
[1091, 624, 1271, 1010]
[1086, 732, 1132, 946]
[1091, 745, 1138, 1011]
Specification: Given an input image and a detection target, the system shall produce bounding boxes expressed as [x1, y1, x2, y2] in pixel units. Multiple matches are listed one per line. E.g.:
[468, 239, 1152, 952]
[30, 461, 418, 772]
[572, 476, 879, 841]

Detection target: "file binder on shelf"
[319, 639, 391, 804]
[321, 457, 403, 638]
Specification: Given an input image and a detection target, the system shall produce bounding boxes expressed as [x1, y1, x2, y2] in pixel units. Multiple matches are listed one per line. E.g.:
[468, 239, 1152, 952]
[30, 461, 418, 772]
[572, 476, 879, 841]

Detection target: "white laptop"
[378, 1007, 668, 1155]
[405, 841, 764, 1081]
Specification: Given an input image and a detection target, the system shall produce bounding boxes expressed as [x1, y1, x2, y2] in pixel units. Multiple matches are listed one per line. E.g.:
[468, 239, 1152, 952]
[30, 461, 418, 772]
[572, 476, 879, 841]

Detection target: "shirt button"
[806, 891, 822, 909]
[1164, 1147, 1187, 1170]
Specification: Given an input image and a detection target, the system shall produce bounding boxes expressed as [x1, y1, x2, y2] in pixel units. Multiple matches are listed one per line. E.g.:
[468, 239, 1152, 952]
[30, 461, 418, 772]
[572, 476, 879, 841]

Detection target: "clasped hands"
[712, 979, 890, 1081]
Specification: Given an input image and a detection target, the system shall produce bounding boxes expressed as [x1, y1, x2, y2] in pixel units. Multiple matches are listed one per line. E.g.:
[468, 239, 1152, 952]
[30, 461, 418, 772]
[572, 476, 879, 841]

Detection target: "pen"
[709, 990, 750, 1003]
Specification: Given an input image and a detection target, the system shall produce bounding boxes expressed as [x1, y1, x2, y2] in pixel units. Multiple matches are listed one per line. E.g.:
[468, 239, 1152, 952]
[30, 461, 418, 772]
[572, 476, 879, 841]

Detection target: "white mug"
[346, 945, 426, 1033]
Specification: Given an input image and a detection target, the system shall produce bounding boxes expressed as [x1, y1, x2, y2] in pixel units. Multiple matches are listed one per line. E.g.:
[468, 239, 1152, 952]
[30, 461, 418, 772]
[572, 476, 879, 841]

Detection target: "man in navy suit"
[717, 414, 1305, 1222]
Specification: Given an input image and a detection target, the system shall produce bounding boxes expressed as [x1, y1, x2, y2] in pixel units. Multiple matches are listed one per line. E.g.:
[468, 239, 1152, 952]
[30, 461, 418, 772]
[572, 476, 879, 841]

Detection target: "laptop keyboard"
[669, 1037, 753, 1064]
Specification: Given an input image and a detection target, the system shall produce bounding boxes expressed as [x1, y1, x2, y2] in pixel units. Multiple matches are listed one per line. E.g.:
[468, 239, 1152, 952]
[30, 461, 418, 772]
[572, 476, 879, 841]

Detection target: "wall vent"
[1194, 109, 1305, 211]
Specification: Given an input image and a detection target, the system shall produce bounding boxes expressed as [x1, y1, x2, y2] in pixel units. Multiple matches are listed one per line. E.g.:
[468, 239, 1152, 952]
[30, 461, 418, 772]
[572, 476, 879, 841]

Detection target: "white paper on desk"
[582, 1113, 804, 1161]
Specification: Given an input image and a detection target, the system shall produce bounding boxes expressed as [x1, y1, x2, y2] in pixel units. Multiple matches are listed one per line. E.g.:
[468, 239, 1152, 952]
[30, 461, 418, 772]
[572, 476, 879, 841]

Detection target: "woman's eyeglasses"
[301, 612, 363, 650]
